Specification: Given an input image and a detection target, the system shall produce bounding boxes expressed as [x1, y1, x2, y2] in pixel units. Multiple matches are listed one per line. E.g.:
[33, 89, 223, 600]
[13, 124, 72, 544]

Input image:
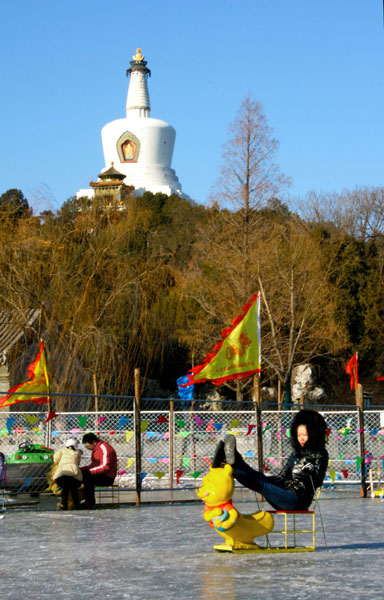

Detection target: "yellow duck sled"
[197, 463, 274, 553]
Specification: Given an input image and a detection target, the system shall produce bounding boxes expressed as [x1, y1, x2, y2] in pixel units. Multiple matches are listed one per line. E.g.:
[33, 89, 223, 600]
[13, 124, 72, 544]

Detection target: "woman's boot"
[211, 440, 226, 468]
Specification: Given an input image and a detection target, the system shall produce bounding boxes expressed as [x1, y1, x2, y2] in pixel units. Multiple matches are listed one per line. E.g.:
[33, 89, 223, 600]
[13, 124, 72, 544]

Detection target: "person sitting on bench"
[212, 409, 328, 511]
[80, 433, 117, 509]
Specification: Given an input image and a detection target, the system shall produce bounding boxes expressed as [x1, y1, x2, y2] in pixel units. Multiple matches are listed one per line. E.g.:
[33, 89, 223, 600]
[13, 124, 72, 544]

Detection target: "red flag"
[0, 341, 49, 408]
[155, 415, 168, 424]
[345, 353, 358, 390]
[246, 424, 255, 436]
[376, 376, 384, 382]
[45, 410, 58, 423]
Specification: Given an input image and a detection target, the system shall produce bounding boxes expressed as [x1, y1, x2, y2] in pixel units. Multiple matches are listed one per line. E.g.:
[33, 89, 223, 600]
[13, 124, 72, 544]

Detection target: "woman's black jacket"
[272, 446, 329, 510]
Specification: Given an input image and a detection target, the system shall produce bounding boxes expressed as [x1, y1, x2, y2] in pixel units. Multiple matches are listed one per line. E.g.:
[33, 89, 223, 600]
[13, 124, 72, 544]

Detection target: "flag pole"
[353, 352, 358, 405]
[277, 380, 283, 468]
[253, 373, 263, 472]
[353, 353, 366, 497]
[93, 373, 99, 432]
[169, 398, 174, 492]
[42, 340, 52, 447]
[190, 351, 196, 472]
[253, 372, 264, 502]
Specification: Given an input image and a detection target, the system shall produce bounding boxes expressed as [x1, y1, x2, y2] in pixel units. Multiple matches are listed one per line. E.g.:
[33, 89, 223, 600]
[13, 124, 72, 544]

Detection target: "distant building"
[89, 163, 134, 209]
[78, 48, 187, 200]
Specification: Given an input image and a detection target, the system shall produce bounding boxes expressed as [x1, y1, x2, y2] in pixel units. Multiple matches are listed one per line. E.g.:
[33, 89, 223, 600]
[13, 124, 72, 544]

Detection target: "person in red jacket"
[80, 433, 117, 509]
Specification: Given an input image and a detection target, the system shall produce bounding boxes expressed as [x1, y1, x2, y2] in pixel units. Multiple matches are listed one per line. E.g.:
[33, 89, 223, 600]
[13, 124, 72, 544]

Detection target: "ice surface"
[1, 496, 383, 599]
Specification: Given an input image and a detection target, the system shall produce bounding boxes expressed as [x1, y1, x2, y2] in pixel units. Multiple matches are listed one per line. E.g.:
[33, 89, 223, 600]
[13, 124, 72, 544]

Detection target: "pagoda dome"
[97, 162, 126, 181]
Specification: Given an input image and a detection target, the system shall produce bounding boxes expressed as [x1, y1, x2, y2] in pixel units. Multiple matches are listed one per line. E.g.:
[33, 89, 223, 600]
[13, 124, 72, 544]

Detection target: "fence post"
[134, 368, 141, 506]
[169, 399, 174, 490]
[356, 383, 367, 498]
[190, 400, 196, 472]
[277, 381, 283, 467]
[45, 408, 52, 448]
[93, 373, 99, 432]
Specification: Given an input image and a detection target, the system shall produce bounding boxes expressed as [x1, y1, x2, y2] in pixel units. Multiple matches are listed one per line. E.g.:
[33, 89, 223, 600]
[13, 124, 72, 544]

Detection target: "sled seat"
[213, 510, 317, 554]
[264, 509, 316, 551]
[263, 489, 321, 552]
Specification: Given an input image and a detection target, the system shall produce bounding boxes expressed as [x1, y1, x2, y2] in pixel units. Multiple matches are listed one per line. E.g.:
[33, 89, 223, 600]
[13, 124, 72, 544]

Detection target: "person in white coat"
[53, 438, 83, 510]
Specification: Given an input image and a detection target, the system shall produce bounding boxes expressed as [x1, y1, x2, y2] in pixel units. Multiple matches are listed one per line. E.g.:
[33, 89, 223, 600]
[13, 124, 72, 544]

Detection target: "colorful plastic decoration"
[197, 464, 274, 552]
[371, 488, 384, 499]
[369, 468, 384, 499]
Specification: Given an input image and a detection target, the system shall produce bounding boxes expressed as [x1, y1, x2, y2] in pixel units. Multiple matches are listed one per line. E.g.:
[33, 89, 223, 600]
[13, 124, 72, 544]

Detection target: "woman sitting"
[212, 409, 328, 511]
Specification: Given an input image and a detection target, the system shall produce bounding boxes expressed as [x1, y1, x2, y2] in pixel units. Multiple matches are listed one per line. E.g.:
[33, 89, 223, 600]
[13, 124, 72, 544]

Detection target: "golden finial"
[132, 48, 144, 62]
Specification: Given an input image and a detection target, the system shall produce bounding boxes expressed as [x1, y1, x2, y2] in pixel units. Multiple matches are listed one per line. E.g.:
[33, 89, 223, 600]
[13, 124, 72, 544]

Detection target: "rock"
[291, 364, 327, 404]
[201, 390, 223, 410]
[261, 387, 277, 403]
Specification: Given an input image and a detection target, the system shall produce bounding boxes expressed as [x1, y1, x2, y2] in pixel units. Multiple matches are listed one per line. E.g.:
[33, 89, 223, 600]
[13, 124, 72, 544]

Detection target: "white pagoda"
[78, 48, 185, 199]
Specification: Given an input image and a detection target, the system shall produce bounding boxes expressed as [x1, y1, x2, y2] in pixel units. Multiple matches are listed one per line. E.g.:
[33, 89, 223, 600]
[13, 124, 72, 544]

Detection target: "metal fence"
[1, 398, 383, 495]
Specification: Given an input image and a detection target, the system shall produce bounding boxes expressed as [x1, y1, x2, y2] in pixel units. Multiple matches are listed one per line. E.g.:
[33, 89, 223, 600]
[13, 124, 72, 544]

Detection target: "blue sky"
[1, 1, 383, 213]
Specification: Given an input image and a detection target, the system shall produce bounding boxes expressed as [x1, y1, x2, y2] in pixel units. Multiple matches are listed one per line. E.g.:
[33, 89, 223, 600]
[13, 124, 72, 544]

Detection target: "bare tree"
[0, 190, 206, 402]
[179, 96, 351, 402]
[210, 94, 291, 304]
[299, 187, 384, 242]
[212, 95, 290, 207]
[179, 95, 291, 400]
[256, 218, 347, 400]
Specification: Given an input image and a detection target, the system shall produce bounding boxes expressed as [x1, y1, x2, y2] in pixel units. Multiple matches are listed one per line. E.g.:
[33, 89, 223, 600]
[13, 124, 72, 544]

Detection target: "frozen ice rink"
[1, 494, 383, 600]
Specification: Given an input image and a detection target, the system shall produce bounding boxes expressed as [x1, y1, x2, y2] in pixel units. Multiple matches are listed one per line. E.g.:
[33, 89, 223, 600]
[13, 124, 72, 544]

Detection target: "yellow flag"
[125, 457, 134, 470]
[0, 341, 49, 408]
[186, 293, 261, 386]
[125, 431, 134, 443]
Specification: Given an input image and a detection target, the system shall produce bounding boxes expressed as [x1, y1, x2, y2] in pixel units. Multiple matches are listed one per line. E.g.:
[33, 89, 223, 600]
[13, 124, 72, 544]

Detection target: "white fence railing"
[1, 403, 383, 494]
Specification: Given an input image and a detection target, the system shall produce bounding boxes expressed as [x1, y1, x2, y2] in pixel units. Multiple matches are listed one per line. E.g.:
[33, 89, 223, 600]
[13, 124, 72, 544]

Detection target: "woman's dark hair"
[82, 432, 99, 444]
[290, 409, 327, 453]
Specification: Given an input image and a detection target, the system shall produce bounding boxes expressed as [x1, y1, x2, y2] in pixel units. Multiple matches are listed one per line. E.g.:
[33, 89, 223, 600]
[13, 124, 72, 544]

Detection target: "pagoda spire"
[125, 48, 151, 117]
